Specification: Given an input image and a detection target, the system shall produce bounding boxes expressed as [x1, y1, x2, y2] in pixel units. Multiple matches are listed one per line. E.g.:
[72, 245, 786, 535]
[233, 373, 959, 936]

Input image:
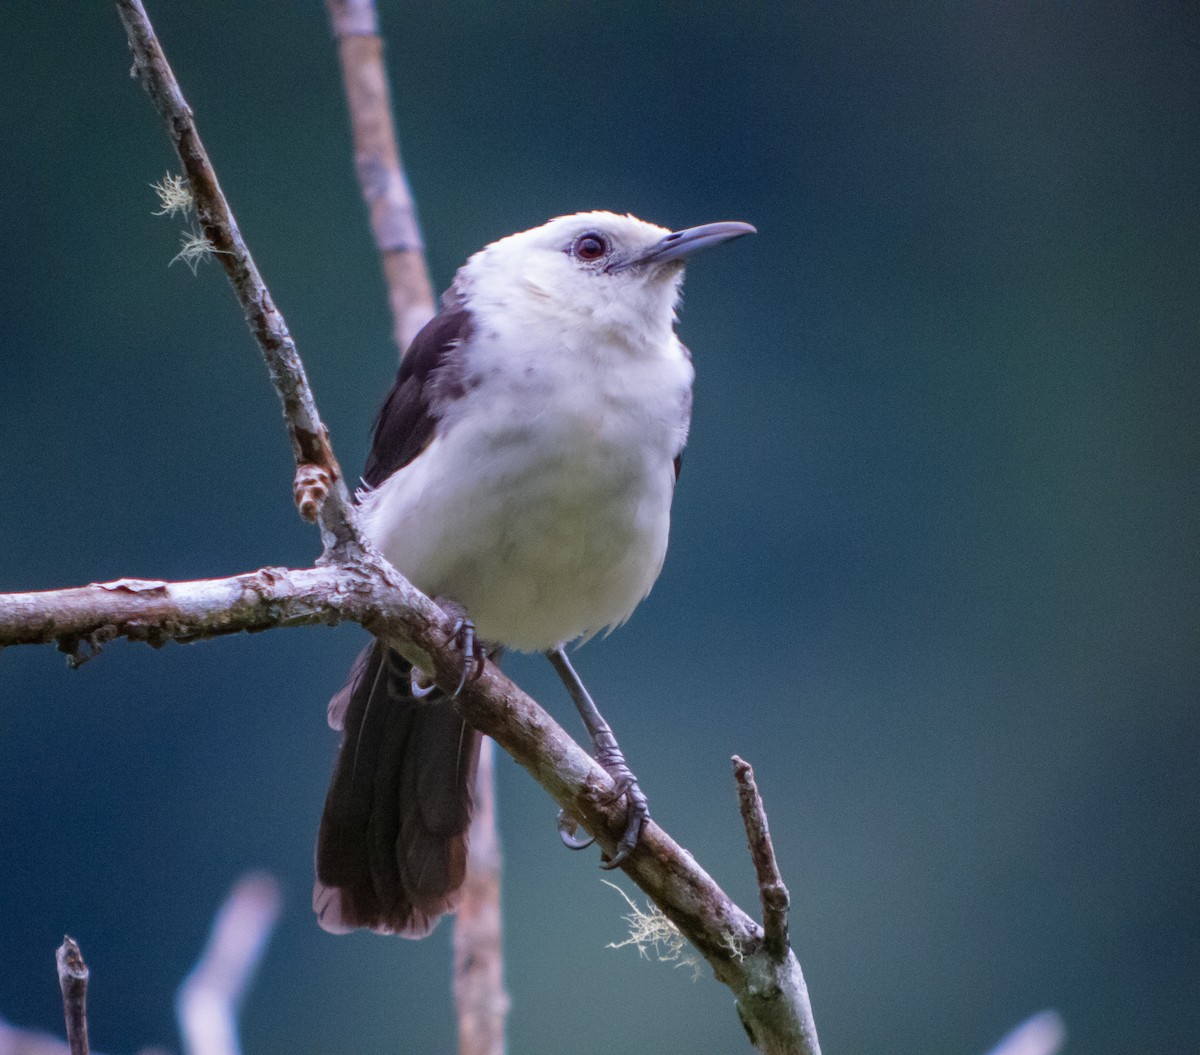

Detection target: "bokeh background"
[1, 3, 1196, 1053]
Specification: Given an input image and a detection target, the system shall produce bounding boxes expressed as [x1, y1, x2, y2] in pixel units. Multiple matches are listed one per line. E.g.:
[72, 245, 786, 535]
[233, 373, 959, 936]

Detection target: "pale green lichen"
[151, 172, 193, 218]
[602, 879, 702, 979]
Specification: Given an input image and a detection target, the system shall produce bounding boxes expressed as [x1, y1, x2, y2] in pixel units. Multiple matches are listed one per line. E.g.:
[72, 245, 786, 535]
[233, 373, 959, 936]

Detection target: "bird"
[314, 211, 755, 937]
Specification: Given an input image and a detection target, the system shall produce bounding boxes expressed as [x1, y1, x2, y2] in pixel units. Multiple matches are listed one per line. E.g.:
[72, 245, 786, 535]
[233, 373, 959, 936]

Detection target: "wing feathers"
[362, 307, 475, 490]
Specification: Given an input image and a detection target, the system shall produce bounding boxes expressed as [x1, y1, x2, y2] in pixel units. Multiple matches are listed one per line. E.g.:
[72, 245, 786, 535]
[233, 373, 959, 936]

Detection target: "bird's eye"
[572, 232, 608, 262]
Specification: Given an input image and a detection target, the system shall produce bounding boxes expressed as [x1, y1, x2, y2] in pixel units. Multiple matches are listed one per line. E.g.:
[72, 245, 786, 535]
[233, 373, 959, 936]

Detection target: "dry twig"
[116, 0, 358, 555]
[733, 756, 790, 959]
[54, 939, 89, 1055]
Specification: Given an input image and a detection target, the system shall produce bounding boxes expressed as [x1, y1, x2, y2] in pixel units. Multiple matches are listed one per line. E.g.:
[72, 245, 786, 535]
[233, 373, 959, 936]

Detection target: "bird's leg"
[547, 646, 649, 869]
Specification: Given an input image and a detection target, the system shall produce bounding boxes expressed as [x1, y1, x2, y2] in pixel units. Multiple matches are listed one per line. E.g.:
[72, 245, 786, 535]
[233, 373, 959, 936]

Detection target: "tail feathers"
[314, 642, 481, 937]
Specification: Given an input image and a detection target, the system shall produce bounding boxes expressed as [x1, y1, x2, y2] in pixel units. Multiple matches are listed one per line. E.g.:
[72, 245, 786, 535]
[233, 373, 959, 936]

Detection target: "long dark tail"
[314, 641, 481, 937]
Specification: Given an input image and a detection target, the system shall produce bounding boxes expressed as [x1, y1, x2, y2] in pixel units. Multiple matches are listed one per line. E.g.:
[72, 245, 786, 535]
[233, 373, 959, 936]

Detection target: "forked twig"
[733, 756, 790, 958]
[5, 5, 827, 1052]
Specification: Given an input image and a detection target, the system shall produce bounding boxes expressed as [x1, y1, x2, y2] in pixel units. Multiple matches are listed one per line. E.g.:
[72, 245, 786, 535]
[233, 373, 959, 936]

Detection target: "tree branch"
[116, 0, 360, 558]
[733, 756, 790, 959]
[177, 874, 281, 1055]
[454, 740, 509, 1055]
[322, 5, 507, 1050]
[0, 564, 818, 1053]
[325, 0, 436, 355]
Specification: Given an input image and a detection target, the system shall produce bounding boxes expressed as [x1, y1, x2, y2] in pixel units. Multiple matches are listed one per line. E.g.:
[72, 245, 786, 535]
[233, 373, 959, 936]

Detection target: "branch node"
[732, 755, 791, 959]
[294, 463, 332, 522]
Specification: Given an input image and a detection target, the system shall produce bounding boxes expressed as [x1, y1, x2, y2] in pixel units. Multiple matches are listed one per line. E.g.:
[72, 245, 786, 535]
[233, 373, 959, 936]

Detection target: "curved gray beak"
[632, 220, 756, 267]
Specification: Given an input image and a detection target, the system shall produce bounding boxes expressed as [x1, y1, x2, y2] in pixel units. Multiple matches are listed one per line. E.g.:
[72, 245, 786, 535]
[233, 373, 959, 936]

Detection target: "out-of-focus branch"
[323, 6, 507, 1053]
[325, 0, 436, 355]
[982, 1010, 1067, 1055]
[177, 874, 281, 1055]
[115, 0, 360, 558]
[454, 740, 509, 1055]
[54, 939, 89, 1055]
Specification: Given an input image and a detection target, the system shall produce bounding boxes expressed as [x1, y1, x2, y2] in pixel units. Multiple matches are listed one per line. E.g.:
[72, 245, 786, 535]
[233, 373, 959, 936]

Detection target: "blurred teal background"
[1, 3, 1197, 1053]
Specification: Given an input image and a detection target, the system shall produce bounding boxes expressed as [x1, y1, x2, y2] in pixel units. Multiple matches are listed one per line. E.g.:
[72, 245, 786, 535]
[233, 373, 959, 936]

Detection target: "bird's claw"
[408, 608, 487, 699]
[598, 772, 649, 870]
[554, 761, 649, 868]
[557, 809, 595, 850]
[545, 646, 648, 869]
[409, 666, 438, 698]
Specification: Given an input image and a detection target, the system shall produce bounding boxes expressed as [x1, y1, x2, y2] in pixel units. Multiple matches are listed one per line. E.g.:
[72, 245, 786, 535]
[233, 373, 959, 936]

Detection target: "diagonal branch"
[0, 564, 819, 1053]
[177, 873, 281, 1055]
[116, 0, 359, 558]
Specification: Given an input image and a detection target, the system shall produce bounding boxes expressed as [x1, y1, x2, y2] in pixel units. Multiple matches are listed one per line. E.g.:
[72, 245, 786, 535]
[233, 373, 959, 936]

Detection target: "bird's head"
[459, 211, 755, 347]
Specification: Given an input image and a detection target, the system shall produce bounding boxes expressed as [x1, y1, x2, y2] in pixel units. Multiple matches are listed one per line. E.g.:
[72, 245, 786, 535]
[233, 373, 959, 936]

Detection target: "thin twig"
[177, 874, 281, 1055]
[325, 0, 436, 355]
[115, 0, 360, 557]
[733, 756, 790, 958]
[54, 938, 89, 1055]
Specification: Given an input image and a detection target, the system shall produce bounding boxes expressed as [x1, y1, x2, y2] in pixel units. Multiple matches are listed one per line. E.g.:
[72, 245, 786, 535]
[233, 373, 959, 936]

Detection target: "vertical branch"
[325, 0, 436, 355]
[322, 5, 506, 1051]
[454, 740, 510, 1055]
[54, 939, 89, 1055]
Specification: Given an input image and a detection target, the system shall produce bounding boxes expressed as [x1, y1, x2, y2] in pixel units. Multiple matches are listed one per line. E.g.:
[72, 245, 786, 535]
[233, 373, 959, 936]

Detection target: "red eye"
[573, 232, 608, 261]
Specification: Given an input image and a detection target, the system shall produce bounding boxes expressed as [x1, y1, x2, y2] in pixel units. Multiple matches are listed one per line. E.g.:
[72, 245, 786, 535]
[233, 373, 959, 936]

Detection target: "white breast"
[358, 325, 692, 653]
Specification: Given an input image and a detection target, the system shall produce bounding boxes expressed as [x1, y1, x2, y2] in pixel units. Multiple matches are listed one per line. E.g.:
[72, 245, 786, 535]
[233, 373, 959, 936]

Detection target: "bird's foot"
[545, 645, 650, 868]
[593, 750, 649, 869]
[555, 754, 649, 867]
[407, 600, 487, 699]
[434, 598, 487, 697]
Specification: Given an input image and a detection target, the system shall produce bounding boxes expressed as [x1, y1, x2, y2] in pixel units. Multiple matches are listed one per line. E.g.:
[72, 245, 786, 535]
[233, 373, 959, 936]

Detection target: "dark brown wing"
[362, 307, 475, 490]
